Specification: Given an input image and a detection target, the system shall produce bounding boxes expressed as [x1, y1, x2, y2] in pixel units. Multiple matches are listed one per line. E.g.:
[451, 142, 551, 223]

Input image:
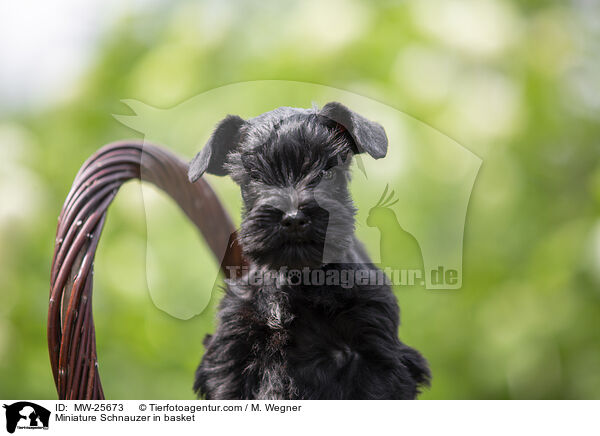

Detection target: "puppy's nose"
[281, 210, 310, 232]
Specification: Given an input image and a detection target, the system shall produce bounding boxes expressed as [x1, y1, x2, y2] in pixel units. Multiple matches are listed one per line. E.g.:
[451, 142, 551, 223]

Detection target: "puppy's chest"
[253, 289, 359, 365]
[245, 288, 370, 398]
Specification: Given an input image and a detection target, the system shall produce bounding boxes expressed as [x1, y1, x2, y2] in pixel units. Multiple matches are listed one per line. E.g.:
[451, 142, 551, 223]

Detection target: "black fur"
[190, 103, 430, 399]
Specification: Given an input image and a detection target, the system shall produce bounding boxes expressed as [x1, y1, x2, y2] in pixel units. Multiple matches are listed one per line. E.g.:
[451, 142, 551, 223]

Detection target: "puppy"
[188, 102, 430, 399]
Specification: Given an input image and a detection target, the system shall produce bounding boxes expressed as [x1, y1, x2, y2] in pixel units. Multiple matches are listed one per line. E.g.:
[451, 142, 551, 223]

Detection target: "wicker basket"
[48, 141, 245, 399]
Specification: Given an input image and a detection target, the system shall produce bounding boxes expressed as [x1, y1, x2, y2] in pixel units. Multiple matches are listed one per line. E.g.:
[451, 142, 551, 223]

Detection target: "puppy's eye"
[321, 169, 335, 180]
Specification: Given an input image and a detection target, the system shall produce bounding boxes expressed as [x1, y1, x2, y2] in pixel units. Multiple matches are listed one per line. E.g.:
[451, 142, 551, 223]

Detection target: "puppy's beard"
[240, 227, 327, 269]
[238, 201, 355, 269]
[240, 230, 358, 271]
[271, 240, 326, 269]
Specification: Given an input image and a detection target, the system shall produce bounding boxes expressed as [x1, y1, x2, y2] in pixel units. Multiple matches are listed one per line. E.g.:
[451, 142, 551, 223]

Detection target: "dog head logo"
[2, 402, 50, 433]
[113, 82, 482, 318]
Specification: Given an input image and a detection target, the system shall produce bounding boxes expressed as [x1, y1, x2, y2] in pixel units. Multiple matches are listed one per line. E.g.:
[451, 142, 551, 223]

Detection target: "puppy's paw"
[331, 345, 359, 368]
[400, 346, 431, 389]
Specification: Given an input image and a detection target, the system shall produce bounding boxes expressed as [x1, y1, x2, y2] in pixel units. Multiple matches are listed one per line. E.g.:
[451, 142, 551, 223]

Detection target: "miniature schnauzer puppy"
[188, 102, 430, 399]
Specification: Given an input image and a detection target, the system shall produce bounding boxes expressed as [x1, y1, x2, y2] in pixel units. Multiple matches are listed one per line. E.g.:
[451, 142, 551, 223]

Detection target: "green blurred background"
[1, 0, 599, 399]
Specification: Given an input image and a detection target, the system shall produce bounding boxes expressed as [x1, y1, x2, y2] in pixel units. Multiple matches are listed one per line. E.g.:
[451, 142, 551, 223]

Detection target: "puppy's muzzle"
[281, 209, 310, 234]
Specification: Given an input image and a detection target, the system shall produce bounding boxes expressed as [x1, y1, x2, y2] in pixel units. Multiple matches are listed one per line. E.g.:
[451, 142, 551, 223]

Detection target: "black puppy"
[188, 102, 430, 399]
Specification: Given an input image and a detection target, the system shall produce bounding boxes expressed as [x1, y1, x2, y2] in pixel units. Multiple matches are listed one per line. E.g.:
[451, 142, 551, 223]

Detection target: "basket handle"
[48, 141, 245, 399]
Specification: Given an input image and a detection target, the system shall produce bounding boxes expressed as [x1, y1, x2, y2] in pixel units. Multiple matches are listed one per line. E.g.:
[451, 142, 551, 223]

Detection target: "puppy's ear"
[320, 102, 388, 159]
[188, 115, 246, 182]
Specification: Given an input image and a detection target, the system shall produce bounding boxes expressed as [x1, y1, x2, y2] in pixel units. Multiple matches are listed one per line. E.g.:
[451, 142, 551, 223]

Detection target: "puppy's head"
[188, 102, 388, 269]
